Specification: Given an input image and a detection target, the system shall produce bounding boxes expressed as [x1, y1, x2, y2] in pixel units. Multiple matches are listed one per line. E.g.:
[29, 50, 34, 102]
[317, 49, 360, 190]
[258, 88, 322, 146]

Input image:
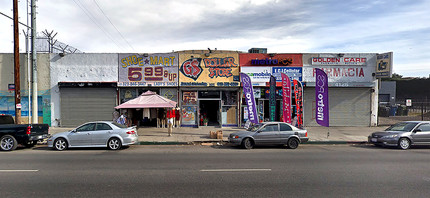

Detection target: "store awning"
[114, 91, 177, 109]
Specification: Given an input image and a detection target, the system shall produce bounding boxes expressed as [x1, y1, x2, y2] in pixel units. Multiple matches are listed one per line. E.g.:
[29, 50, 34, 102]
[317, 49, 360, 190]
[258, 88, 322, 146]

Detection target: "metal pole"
[27, 0, 31, 123]
[13, 0, 21, 124]
[31, 0, 38, 123]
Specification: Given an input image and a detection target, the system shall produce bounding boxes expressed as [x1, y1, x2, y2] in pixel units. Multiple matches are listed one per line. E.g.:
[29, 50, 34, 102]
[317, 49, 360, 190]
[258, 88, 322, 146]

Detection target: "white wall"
[50, 53, 118, 126]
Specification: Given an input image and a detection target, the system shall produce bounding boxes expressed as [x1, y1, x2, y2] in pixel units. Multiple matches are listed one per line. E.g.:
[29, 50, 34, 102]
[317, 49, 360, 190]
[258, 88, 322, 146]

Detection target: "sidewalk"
[49, 125, 387, 145]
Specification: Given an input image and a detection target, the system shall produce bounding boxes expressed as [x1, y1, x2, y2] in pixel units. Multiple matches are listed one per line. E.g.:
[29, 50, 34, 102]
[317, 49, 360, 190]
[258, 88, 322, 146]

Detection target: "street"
[1, 144, 430, 197]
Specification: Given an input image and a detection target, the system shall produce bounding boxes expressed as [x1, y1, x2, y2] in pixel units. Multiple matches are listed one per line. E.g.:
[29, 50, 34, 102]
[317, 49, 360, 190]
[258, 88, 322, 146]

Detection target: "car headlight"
[381, 134, 398, 139]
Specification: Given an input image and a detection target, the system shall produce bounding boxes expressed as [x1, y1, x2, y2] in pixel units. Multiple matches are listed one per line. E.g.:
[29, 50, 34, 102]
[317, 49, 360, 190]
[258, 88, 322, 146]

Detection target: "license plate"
[371, 138, 377, 142]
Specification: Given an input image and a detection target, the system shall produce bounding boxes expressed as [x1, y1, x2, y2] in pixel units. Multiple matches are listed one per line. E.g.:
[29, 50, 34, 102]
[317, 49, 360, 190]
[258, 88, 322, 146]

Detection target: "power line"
[93, 0, 135, 51]
[72, 0, 126, 51]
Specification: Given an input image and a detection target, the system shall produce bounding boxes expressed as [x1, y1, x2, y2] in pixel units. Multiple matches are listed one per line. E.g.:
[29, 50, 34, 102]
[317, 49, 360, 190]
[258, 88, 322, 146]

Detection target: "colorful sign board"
[179, 52, 240, 87]
[118, 53, 179, 87]
[375, 52, 393, 78]
[303, 54, 376, 87]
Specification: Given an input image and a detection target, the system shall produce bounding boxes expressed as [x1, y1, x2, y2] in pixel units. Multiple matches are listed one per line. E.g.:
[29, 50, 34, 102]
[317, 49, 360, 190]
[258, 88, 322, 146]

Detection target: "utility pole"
[31, 0, 38, 123]
[13, 0, 21, 124]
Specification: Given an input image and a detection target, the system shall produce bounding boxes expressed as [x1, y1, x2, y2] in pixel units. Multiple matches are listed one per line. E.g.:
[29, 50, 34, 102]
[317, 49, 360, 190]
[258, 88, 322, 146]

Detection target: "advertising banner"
[375, 52, 393, 78]
[315, 68, 329, 127]
[269, 75, 276, 121]
[293, 79, 303, 128]
[240, 72, 258, 124]
[118, 53, 179, 87]
[281, 73, 292, 124]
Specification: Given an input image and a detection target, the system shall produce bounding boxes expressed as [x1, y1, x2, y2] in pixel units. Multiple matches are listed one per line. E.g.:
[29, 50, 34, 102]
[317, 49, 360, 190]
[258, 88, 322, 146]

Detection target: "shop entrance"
[199, 100, 220, 126]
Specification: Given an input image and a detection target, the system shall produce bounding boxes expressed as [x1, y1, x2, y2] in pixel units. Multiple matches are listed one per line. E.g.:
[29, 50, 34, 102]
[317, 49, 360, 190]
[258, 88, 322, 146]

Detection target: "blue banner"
[240, 73, 259, 124]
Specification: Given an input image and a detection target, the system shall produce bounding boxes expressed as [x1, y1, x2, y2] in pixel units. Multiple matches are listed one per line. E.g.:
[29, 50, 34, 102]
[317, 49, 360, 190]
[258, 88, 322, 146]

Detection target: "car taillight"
[305, 132, 308, 137]
[26, 126, 31, 135]
[126, 130, 136, 134]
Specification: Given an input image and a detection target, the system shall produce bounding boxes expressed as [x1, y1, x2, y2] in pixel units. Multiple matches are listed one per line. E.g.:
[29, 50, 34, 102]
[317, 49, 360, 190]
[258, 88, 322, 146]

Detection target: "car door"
[253, 124, 280, 144]
[92, 123, 114, 145]
[279, 123, 294, 144]
[67, 123, 95, 146]
[411, 123, 430, 144]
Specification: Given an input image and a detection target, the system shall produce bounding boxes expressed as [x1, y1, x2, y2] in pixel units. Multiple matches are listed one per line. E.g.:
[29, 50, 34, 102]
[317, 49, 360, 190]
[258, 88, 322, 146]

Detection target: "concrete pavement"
[48, 125, 388, 145]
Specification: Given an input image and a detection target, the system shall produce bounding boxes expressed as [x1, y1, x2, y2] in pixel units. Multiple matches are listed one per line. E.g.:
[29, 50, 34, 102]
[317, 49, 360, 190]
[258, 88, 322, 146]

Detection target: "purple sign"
[315, 68, 329, 127]
[240, 73, 258, 124]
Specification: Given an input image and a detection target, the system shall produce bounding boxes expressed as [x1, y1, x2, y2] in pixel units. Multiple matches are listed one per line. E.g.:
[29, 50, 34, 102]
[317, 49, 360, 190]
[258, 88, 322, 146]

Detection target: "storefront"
[240, 53, 303, 125]
[302, 53, 378, 126]
[118, 53, 179, 126]
[178, 50, 240, 127]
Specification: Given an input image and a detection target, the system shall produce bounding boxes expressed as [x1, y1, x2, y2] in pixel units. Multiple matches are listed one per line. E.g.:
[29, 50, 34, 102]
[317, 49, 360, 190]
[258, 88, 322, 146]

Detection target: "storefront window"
[222, 91, 237, 105]
[222, 106, 237, 125]
[182, 91, 197, 125]
[181, 106, 197, 125]
[182, 91, 197, 106]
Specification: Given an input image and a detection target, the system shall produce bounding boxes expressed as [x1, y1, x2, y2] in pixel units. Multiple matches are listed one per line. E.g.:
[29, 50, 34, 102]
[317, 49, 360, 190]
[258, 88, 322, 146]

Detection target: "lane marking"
[0, 170, 39, 172]
[200, 169, 271, 172]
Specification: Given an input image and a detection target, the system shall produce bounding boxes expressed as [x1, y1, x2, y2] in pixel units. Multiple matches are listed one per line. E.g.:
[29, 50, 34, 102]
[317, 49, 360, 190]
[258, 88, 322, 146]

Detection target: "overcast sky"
[1, 0, 429, 77]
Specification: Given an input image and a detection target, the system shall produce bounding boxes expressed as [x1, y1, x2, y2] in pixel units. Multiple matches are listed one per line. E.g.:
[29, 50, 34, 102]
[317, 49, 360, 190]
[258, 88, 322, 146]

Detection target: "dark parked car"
[228, 122, 309, 149]
[368, 121, 430, 149]
[0, 114, 50, 151]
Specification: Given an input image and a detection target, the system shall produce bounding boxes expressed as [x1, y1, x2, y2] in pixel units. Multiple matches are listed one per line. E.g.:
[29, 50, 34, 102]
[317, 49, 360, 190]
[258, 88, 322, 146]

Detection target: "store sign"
[312, 57, 367, 66]
[251, 58, 294, 66]
[375, 52, 393, 78]
[241, 67, 302, 85]
[179, 54, 240, 87]
[118, 53, 179, 87]
[303, 66, 373, 84]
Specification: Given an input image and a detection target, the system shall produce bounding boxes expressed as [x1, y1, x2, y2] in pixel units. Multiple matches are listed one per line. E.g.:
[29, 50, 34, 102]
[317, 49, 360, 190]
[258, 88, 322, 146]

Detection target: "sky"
[1, 0, 429, 77]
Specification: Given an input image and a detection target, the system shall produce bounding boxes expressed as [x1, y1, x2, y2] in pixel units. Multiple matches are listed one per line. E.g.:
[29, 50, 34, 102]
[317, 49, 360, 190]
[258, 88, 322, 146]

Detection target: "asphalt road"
[1, 144, 430, 197]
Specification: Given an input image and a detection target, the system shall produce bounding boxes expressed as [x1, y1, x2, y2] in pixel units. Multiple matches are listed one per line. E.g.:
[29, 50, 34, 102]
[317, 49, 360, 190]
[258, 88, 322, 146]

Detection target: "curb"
[138, 141, 370, 146]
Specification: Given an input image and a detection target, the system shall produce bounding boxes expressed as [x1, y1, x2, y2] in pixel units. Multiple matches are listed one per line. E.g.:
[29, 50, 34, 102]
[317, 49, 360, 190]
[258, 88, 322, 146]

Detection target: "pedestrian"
[112, 111, 120, 123]
[175, 107, 181, 128]
[117, 113, 127, 125]
[167, 108, 174, 136]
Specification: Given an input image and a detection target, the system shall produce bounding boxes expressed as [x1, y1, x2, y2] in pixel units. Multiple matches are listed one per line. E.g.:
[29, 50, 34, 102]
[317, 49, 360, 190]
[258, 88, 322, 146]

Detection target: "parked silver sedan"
[228, 122, 309, 149]
[368, 121, 430, 150]
[48, 121, 139, 151]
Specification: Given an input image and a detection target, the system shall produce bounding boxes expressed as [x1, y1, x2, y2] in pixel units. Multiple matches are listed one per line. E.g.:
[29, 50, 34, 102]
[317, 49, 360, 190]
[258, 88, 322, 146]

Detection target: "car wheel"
[287, 138, 300, 149]
[0, 135, 18, 151]
[108, 138, 122, 150]
[54, 138, 68, 151]
[398, 138, 411, 150]
[241, 138, 254, 149]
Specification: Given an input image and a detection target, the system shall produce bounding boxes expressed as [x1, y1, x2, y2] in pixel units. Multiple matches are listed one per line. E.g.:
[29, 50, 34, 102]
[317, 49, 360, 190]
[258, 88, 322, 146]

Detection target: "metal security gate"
[303, 87, 371, 126]
[60, 87, 117, 127]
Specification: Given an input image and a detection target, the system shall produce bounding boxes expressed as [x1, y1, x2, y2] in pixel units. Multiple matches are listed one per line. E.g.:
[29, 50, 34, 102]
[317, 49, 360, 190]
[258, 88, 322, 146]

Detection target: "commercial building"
[0, 51, 381, 127]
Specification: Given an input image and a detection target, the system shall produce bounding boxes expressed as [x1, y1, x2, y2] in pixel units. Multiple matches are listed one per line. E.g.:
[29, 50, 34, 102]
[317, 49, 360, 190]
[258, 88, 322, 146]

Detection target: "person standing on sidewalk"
[175, 107, 181, 128]
[167, 108, 174, 136]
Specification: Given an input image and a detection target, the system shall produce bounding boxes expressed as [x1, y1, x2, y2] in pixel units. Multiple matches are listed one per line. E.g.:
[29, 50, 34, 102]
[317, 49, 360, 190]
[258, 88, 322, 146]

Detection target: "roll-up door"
[303, 87, 371, 126]
[60, 87, 116, 127]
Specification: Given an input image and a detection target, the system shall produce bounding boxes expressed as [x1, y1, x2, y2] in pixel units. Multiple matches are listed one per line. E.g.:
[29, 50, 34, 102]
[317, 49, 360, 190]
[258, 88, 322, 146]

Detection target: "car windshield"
[112, 122, 128, 128]
[385, 122, 418, 132]
[247, 124, 263, 132]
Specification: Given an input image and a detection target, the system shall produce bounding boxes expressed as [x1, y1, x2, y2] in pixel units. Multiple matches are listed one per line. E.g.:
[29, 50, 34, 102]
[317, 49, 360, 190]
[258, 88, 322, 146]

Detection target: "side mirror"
[413, 129, 422, 133]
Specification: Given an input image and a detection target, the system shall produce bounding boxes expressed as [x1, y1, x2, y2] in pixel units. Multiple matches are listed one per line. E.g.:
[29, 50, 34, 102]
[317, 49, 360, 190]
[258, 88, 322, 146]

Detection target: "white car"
[48, 121, 139, 151]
